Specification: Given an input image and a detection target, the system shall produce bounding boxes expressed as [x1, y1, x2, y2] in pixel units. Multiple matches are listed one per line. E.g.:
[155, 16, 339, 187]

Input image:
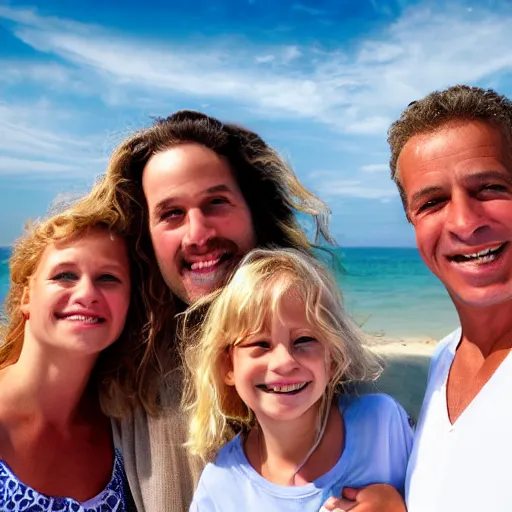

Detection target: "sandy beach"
[359, 336, 438, 422]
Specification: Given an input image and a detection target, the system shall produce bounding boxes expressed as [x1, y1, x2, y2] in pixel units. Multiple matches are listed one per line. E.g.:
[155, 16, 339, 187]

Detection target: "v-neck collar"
[438, 331, 512, 429]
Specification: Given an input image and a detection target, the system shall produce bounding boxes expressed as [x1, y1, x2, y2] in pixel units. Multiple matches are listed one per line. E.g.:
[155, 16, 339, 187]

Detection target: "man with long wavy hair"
[84, 110, 347, 511]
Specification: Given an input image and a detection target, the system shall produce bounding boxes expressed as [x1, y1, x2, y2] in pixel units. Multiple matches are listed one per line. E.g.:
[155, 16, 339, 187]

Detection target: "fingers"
[321, 496, 357, 511]
[342, 487, 361, 502]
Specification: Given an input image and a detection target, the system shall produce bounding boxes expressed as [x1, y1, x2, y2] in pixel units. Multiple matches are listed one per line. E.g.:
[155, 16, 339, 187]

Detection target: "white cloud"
[0, 156, 85, 175]
[316, 179, 399, 199]
[360, 164, 389, 173]
[2, 3, 512, 138]
[0, 101, 108, 177]
[282, 45, 302, 64]
[309, 171, 399, 199]
[292, 4, 327, 16]
[256, 55, 275, 64]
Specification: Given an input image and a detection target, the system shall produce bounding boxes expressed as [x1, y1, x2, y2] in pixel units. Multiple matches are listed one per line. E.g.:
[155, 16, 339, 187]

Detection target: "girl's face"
[21, 228, 131, 357]
[225, 291, 332, 425]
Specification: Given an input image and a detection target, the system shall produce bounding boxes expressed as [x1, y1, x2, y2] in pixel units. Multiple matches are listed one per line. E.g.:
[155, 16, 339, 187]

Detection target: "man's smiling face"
[142, 142, 257, 304]
[399, 120, 512, 309]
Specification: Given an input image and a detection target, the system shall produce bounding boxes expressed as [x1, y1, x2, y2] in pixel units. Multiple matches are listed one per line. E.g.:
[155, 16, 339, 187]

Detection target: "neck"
[254, 400, 329, 483]
[456, 300, 512, 356]
[0, 332, 99, 426]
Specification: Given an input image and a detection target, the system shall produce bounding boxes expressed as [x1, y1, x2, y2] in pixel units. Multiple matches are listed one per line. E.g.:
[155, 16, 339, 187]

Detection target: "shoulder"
[193, 436, 247, 506]
[199, 435, 244, 483]
[431, 328, 461, 364]
[425, 328, 461, 383]
[343, 392, 407, 417]
[341, 393, 414, 431]
[215, 434, 244, 463]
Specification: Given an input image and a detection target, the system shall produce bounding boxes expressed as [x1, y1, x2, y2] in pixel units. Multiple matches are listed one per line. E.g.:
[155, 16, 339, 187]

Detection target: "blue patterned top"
[0, 448, 129, 511]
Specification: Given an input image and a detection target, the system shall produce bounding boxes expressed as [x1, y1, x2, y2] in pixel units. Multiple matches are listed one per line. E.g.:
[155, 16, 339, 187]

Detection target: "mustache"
[180, 238, 240, 258]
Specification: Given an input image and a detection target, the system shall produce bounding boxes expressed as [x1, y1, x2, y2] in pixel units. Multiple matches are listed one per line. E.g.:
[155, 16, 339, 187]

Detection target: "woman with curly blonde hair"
[182, 248, 413, 512]
[0, 199, 148, 511]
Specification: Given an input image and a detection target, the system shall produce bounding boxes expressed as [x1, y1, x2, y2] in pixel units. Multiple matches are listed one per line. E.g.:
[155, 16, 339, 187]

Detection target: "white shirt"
[406, 328, 512, 511]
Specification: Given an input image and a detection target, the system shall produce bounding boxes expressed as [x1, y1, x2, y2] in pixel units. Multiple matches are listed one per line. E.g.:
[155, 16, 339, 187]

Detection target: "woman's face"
[21, 228, 131, 357]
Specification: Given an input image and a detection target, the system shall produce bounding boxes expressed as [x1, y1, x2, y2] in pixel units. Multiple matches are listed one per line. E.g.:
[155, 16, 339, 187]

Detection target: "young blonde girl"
[182, 248, 412, 512]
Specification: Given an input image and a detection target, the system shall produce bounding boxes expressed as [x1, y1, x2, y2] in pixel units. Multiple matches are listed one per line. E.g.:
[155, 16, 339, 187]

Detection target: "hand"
[321, 484, 406, 512]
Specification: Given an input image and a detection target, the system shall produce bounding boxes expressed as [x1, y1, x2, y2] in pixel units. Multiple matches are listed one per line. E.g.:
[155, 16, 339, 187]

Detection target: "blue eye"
[294, 336, 316, 345]
[417, 198, 445, 213]
[98, 274, 121, 283]
[161, 208, 184, 221]
[210, 197, 229, 205]
[482, 184, 507, 192]
[251, 340, 270, 349]
[52, 272, 77, 281]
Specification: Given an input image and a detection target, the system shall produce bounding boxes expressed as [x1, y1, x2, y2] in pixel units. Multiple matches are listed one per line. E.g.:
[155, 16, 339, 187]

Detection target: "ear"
[20, 286, 30, 318]
[224, 370, 235, 386]
[222, 348, 236, 387]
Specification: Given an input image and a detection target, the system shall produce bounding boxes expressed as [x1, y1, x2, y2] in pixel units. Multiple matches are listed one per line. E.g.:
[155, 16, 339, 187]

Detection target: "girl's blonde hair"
[181, 248, 382, 459]
[0, 195, 150, 418]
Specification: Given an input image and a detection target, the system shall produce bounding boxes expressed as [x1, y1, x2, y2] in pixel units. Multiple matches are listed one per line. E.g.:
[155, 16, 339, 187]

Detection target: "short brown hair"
[388, 85, 512, 211]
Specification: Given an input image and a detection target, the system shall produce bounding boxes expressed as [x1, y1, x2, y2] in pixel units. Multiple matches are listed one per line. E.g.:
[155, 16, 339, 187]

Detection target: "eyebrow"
[48, 261, 127, 274]
[463, 170, 512, 186]
[410, 186, 444, 208]
[410, 169, 512, 206]
[154, 184, 234, 215]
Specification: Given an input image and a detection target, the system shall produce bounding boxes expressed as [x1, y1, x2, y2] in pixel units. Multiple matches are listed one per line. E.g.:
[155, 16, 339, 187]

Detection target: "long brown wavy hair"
[83, 110, 336, 417]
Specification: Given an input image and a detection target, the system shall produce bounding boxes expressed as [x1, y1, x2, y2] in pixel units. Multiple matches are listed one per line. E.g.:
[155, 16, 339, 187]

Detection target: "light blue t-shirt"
[190, 393, 414, 512]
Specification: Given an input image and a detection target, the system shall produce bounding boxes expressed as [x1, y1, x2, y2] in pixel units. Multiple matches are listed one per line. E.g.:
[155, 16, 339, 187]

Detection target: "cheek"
[489, 202, 512, 225]
[414, 220, 440, 258]
[108, 292, 131, 323]
[233, 358, 260, 383]
[150, 227, 181, 254]
[225, 207, 255, 243]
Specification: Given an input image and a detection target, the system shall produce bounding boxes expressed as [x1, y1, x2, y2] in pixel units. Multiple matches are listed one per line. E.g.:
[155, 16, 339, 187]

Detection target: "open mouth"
[55, 314, 105, 324]
[183, 252, 233, 273]
[256, 382, 311, 395]
[448, 242, 508, 265]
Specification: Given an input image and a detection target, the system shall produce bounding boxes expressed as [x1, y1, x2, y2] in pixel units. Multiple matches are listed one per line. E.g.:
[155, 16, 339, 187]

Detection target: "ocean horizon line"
[0, 244, 421, 251]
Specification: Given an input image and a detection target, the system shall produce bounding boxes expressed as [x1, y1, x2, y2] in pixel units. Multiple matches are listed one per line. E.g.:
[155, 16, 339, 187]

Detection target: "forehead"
[398, 120, 510, 191]
[142, 143, 239, 195]
[268, 287, 310, 325]
[36, 229, 128, 273]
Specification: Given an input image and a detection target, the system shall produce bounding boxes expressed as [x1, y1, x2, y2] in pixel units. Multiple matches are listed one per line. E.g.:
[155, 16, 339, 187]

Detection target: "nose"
[74, 277, 99, 306]
[268, 344, 300, 374]
[445, 192, 488, 241]
[183, 209, 216, 247]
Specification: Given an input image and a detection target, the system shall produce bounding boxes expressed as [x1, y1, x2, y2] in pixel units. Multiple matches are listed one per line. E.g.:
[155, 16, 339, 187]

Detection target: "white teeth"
[462, 245, 502, 259]
[63, 315, 100, 323]
[270, 383, 307, 393]
[190, 258, 221, 271]
[456, 244, 504, 264]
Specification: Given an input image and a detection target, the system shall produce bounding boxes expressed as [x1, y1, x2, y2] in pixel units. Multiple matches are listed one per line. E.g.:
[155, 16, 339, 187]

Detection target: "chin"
[450, 286, 512, 309]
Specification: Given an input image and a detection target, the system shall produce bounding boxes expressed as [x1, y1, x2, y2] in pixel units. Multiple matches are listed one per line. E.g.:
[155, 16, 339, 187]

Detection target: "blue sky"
[1, 0, 512, 247]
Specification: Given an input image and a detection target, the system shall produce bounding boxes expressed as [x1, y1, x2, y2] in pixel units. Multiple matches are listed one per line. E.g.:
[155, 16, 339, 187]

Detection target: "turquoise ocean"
[0, 246, 459, 341]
